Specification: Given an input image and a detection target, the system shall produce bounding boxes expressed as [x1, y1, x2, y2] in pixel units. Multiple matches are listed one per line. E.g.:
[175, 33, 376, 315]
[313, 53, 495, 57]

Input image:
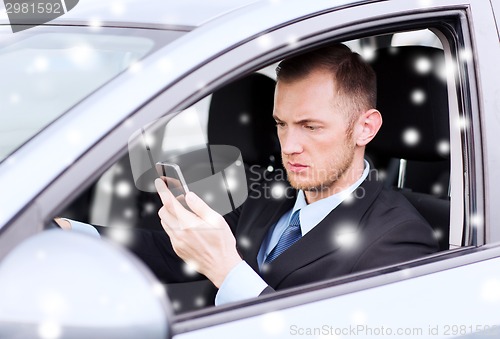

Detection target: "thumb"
[185, 192, 223, 227]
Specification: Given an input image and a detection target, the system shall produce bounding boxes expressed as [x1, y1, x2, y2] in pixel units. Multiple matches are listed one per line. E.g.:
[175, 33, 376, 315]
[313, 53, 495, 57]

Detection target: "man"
[150, 43, 439, 304]
[58, 44, 439, 305]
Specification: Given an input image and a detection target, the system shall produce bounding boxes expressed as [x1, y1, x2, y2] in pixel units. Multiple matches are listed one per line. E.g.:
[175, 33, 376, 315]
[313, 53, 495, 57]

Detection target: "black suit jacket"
[119, 176, 439, 296]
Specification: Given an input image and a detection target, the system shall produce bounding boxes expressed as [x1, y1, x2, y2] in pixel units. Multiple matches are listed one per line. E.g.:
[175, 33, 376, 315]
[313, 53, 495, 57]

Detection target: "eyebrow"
[273, 114, 324, 125]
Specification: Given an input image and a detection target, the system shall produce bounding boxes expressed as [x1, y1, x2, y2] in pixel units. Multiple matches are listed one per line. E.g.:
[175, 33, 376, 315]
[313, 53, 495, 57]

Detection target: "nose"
[279, 128, 303, 155]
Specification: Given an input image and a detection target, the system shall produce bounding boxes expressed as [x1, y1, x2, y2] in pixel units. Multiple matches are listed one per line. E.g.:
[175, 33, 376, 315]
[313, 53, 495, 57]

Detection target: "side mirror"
[0, 230, 171, 339]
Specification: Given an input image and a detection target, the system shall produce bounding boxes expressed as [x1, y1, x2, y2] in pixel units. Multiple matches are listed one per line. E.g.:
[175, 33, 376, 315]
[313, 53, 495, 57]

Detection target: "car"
[1, 0, 500, 338]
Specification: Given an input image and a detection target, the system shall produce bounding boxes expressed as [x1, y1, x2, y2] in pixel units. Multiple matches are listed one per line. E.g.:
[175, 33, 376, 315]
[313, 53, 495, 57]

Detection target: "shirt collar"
[291, 160, 370, 236]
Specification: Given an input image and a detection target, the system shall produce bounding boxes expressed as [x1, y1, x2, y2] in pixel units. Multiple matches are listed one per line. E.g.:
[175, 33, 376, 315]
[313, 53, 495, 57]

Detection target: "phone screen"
[156, 163, 188, 198]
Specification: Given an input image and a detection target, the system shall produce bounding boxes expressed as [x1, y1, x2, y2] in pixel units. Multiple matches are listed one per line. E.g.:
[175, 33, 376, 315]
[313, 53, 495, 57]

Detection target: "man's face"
[273, 69, 358, 196]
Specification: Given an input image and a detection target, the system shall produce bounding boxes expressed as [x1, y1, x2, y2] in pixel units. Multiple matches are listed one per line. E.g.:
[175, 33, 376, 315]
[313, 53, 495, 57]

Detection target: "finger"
[155, 178, 190, 218]
[155, 178, 173, 205]
[185, 191, 224, 227]
[164, 176, 182, 189]
[54, 218, 72, 230]
[158, 206, 181, 230]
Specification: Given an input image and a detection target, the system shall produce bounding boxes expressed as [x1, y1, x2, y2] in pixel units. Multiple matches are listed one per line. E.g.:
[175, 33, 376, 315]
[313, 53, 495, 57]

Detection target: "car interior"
[58, 28, 455, 314]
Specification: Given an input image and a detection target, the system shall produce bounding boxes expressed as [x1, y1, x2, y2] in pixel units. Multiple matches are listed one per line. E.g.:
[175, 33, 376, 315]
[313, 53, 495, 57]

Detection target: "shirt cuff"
[215, 261, 268, 306]
[62, 218, 101, 239]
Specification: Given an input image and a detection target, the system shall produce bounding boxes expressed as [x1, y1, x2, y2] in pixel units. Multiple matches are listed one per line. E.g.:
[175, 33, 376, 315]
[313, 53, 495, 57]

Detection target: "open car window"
[53, 23, 467, 316]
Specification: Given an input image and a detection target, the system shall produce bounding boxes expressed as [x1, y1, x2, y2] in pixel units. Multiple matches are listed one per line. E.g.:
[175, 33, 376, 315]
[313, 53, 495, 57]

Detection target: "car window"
[53, 24, 465, 316]
[0, 26, 183, 163]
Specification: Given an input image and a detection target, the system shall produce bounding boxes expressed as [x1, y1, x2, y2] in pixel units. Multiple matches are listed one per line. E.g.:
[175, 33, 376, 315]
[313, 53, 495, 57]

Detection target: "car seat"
[367, 45, 451, 251]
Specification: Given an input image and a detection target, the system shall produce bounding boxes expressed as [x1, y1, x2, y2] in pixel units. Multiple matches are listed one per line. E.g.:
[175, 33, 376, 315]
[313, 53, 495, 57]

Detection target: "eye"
[304, 125, 317, 131]
[275, 121, 286, 128]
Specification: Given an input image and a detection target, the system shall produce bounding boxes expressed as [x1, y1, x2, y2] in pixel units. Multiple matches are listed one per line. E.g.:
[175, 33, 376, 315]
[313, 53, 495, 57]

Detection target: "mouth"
[287, 162, 309, 173]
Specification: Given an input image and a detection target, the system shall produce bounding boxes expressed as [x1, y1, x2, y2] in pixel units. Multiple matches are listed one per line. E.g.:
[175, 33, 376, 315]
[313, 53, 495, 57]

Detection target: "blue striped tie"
[264, 210, 302, 264]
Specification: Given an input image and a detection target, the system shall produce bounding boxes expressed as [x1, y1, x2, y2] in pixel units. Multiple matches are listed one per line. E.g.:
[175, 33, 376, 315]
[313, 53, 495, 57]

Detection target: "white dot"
[480, 279, 500, 302]
[6, 156, 16, 165]
[433, 229, 443, 240]
[100, 182, 113, 194]
[129, 62, 142, 73]
[99, 295, 110, 306]
[89, 17, 102, 30]
[34, 57, 49, 72]
[108, 227, 132, 245]
[402, 128, 421, 146]
[225, 177, 238, 191]
[119, 261, 131, 273]
[38, 321, 62, 339]
[152, 283, 166, 298]
[182, 261, 199, 277]
[194, 296, 205, 307]
[114, 164, 124, 175]
[157, 58, 173, 73]
[124, 119, 135, 129]
[415, 57, 432, 74]
[36, 250, 47, 261]
[377, 169, 387, 180]
[457, 117, 469, 130]
[110, 1, 125, 15]
[115, 181, 132, 197]
[144, 202, 155, 214]
[418, 0, 434, 6]
[235, 160, 242, 167]
[123, 208, 134, 219]
[342, 193, 355, 205]
[437, 140, 450, 155]
[471, 213, 483, 228]
[286, 35, 299, 47]
[171, 300, 181, 311]
[180, 110, 198, 127]
[240, 113, 250, 125]
[411, 89, 426, 105]
[388, 47, 399, 55]
[400, 268, 412, 278]
[68, 44, 95, 67]
[335, 231, 358, 247]
[351, 310, 367, 325]
[260, 263, 270, 273]
[10, 93, 20, 104]
[239, 236, 251, 249]
[257, 34, 272, 49]
[460, 48, 473, 62]
[431, 183, 444, 196]
[203, 193, 214, 203]
[65, 130, 82, 145]
[261, 312, 285, 335]
[40, 292, 67, 314]
[267, 165, 274, 172]
[361, 47, 376, 62]
[271, 183, 285, 199]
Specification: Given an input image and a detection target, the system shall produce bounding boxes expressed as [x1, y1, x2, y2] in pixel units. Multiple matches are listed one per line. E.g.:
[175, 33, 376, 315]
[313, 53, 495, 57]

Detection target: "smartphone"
[155, 162, 190, 199]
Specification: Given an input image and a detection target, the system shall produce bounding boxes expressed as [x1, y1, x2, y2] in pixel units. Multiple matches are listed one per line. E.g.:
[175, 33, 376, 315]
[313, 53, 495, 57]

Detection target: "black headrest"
[368, 46, 450, 161]
[208, 73, 280, 167]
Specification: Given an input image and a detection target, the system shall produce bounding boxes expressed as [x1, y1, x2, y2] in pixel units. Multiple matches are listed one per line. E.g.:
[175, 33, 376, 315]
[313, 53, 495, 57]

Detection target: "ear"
[354, 109, 382, 147]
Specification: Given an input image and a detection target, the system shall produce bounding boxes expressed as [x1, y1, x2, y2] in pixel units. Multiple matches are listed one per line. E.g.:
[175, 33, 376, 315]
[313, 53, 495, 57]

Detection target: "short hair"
[276, 44, 377, 125]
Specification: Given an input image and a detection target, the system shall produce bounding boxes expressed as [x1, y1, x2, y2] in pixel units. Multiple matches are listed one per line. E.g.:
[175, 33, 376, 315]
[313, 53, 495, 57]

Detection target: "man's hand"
[155, 178, 242, 288]
[54, 218, 72, 230]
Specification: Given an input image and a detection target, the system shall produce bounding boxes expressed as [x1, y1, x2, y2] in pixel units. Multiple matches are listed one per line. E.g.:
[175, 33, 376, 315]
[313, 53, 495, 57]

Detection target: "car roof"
[0, 0, 261, 30]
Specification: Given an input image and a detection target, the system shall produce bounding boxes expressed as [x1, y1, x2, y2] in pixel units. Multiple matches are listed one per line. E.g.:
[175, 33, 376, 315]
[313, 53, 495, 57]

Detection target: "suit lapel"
[236, 190, 296, 271]
[261, 178, 383, 288]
